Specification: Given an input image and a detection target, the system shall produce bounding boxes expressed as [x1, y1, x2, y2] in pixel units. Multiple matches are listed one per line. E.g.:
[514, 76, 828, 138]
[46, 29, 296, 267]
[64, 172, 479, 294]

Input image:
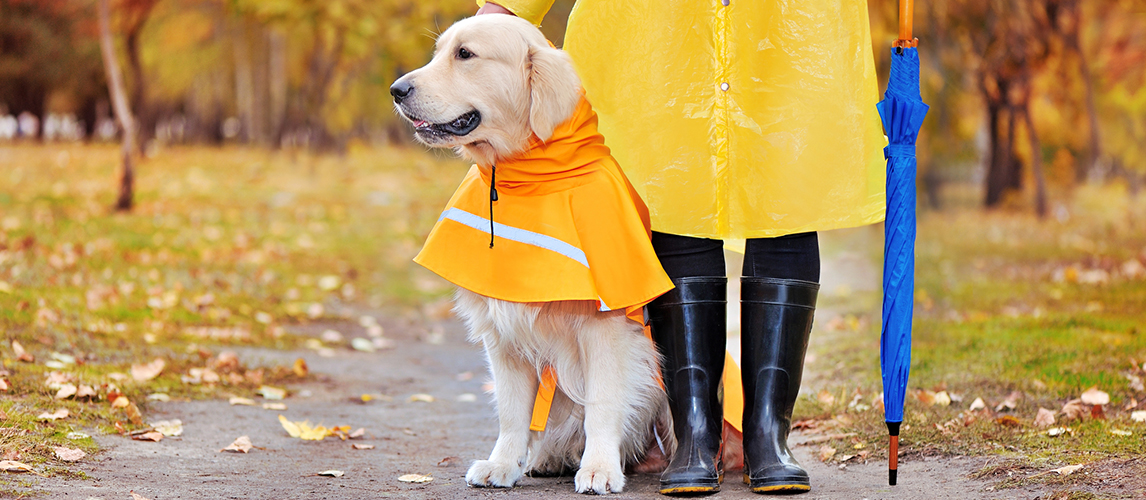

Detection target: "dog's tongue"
[413, 120, 428, 128]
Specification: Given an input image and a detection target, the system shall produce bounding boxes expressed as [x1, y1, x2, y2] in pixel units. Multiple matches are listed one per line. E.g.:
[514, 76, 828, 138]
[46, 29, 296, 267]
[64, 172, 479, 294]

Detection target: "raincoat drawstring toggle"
[489, 164, 497, 248]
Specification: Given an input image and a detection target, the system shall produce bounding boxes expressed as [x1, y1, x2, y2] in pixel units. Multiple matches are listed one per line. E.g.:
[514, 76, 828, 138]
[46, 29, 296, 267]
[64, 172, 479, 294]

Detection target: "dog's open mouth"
[410, 110, 481, 137]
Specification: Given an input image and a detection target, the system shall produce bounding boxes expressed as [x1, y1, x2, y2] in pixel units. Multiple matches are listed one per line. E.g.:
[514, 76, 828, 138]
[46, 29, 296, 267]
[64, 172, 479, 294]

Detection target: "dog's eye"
[456, 47, 474, 60]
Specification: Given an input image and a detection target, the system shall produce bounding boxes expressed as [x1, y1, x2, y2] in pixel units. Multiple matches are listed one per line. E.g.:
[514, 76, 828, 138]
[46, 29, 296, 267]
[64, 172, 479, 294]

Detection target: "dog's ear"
[527, 44, 581, 141]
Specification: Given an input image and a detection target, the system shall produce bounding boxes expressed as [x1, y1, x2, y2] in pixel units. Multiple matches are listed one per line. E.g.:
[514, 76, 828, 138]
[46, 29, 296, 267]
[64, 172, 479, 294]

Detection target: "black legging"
[650, 231, 820, 283]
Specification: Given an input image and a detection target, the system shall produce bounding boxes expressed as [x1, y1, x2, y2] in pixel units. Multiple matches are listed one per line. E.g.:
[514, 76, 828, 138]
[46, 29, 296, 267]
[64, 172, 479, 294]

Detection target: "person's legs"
[647, 232, 726, 495]
[739, 232, 820, 494]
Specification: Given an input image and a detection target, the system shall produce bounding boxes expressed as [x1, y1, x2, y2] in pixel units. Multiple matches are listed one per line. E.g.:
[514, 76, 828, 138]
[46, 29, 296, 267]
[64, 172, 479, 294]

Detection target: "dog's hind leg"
[466, 340, 538, 488]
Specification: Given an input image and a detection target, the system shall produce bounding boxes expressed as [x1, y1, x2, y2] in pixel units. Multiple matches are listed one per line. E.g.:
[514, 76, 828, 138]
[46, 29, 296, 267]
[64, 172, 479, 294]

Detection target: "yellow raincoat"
[415, 96, 674, 314]
[416, 96, 674, 431]
[478, 0, 887, 239]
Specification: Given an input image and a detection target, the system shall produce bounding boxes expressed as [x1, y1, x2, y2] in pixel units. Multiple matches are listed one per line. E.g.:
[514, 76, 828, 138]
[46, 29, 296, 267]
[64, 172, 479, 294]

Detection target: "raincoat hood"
[415, 96, 674, 316]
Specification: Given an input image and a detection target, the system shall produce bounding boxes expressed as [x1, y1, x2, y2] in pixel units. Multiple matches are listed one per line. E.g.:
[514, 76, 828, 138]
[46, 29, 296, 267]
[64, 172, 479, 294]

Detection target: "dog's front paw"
[574, 461, 625, 494]
[466, 460, 524, 488]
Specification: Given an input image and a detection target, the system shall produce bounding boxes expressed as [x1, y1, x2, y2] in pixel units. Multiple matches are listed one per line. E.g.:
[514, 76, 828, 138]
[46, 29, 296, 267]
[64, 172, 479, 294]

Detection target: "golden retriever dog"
[390, 15, 672, 494]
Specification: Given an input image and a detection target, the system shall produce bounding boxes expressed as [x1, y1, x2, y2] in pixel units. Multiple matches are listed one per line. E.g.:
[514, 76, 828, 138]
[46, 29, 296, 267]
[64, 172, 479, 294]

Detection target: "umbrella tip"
[890, 467, 897, 486]
[887, 421, 901, 486]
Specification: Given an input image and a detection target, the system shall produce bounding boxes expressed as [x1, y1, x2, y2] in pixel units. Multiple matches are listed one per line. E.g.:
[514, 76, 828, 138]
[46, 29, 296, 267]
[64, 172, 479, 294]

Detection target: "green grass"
[0, 142, 466, 474]
[799, 183, 1146, 494]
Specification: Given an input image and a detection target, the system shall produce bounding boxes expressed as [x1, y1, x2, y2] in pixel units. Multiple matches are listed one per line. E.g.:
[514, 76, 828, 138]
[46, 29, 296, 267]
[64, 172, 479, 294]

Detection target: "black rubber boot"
[648, 277, 726, 496]
[740, 277, 818, 494]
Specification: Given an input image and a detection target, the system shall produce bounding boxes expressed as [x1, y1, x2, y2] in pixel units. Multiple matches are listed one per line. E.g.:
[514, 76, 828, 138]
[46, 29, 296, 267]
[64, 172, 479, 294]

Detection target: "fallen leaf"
[1050, 464, 1084, 476]
[1034, 408, 1056, 428]
[351, 338, 375, 353]
[131, 431, 163, 442]
[76, 385, 96, 398]
[131, 358, 166, 382]
[12, 341, 33, 363]
[111, 396, 131, 408]
[53, 447, 85, 462]
[1110, 429, 1132, 436]
[262, 403, 287, 411]
[818, 445, 836, 462]
[130, 491, 152, 500]
[229, 397, 257, 406]
[995, 391, 1021, 412]
[349, 428, 365, 439]
[0, 460, 32, 472]
[221, 436, 254, 453]
[258, 386, 286, 400]
[437, 456, 461, 467]
[320, 330, 343, 343]
[1132, 411, 1146, 423]
[0, 379, 7, 391]
[279, 415, 333, 440]
[292, 358, 308, 377]
[146, 393, 169, 402]
[968, 397, 986, 411]
[279, 415, 302, 438]
[1047, 427, 1071, 437]
[1060, 399, 1087, 420]
[66, 431, 89, 440]
[37, 409, 69, 421]
[398, 473, 433, 483]
[1080, 387, 1110, 406]
[1091, 404, 1106, 420]
[151, 420, 183, 437]
[817, 390, 835, 405]
[318, 470, 345, 477]
[351, 444, 374, 450]
[123, 401, 143, 425]
[408, 394, 435, 403]
[55, 384, 77, 399]
[933, 391, 952, 407]
[995, 415, 1022, 427]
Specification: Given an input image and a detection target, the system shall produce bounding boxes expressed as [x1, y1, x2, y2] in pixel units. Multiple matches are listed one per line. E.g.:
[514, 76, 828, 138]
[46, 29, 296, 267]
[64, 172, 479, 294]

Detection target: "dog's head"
[390, 15, 581, 163]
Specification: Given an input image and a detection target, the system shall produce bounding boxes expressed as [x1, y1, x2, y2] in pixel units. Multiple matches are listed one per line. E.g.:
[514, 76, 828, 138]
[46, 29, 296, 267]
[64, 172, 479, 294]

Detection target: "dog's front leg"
[575, 326, 628, 494]
[466, 342, 538, 488]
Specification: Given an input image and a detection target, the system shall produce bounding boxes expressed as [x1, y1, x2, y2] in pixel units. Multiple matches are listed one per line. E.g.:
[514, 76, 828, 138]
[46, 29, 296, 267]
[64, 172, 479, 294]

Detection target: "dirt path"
[25, 229, 1053, 499]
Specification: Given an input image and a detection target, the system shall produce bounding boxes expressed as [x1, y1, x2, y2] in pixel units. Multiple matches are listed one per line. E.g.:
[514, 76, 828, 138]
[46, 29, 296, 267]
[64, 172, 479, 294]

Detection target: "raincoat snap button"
[721, 0, 729, 5]
[720, 82, 730, 91]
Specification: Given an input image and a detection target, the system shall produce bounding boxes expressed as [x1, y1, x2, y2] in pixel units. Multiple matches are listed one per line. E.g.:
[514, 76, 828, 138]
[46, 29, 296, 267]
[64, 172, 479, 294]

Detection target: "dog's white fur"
[393, 15, 673, 494]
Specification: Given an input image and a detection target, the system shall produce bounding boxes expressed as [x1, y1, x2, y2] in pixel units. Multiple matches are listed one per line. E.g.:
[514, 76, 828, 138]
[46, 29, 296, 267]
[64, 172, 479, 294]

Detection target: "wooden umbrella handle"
[895, 0, 919, 49]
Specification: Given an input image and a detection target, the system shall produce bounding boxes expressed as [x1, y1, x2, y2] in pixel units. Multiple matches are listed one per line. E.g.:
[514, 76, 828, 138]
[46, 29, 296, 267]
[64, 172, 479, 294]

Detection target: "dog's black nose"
[390, 79, 413, 103]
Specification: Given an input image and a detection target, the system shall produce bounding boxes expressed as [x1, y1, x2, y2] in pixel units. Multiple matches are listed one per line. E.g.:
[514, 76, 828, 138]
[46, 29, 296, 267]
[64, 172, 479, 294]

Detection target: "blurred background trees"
[0, 0, 1143, 216]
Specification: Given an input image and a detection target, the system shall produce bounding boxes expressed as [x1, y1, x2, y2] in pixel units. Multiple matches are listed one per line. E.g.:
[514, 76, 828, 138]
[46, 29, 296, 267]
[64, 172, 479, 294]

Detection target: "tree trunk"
[233, 19, 256, 144]
[125, 25, 150, 153]
[985, 96, 1009, 207]
[1020, 104, 1048, 218]
[268, 29, 288, 147]
[98, 0, 137, 211]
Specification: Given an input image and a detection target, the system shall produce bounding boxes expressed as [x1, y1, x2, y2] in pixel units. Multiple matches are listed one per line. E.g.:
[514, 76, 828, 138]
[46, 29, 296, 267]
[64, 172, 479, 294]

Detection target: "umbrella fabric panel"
[878, 47, 928, 425]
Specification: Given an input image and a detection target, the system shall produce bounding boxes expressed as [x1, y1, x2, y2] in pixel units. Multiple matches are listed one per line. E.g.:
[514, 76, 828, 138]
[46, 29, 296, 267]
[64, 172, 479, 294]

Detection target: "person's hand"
[477, 2, 515, 15]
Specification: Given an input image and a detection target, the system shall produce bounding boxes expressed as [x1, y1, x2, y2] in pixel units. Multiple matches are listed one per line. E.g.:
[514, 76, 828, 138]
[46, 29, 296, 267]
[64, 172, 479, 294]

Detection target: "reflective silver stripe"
[438, 208, 590, 268]
[598, 297, 611, 312]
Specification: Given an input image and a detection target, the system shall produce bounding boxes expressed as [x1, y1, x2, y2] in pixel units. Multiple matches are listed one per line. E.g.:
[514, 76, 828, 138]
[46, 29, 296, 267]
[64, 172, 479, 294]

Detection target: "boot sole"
[743, 473, 811, 494]
[659, 472, 724, 495]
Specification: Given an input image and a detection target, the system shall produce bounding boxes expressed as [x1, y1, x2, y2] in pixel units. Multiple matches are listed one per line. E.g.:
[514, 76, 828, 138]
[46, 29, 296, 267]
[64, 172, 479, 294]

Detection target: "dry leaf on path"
[1132, 410, 1146, 423]
[1047, 427, 1072, 437]
[349, 428, 365, 439]
[279, 415, 336, 440]
[151, 420, 183, 437]
[53, 447, 85, 462]
[933, 391, 952, 407]
[130, 491, 152, 500]
[968, 397, 986, 411]
[262, 403, 287, 411]
[818, 445, 836, 462]
[12, 341, 33, 363]
[292, 358, 308, 377]
[131, 358, 166, 382]
[76, 385, 96, 398]
[0, 460, 32, 473]
[1080, 387, 1110, 406]
[1051, 464, 1084, 476]
[131, 431, 163, 442]
[408, 394, 435, 403]
[37, 409, 69, 421]
[318, 470, 345, 477]
[229, 397, 256, 406]
[258, 386, 286, 400]
[124, 401, 143, 425]
[1034, 408, 1056, 428]
[220, 436, 254, 453]
[351, 444, 374, 450]
[398, 473, 433, 483]
[351, 338, 375, 352]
